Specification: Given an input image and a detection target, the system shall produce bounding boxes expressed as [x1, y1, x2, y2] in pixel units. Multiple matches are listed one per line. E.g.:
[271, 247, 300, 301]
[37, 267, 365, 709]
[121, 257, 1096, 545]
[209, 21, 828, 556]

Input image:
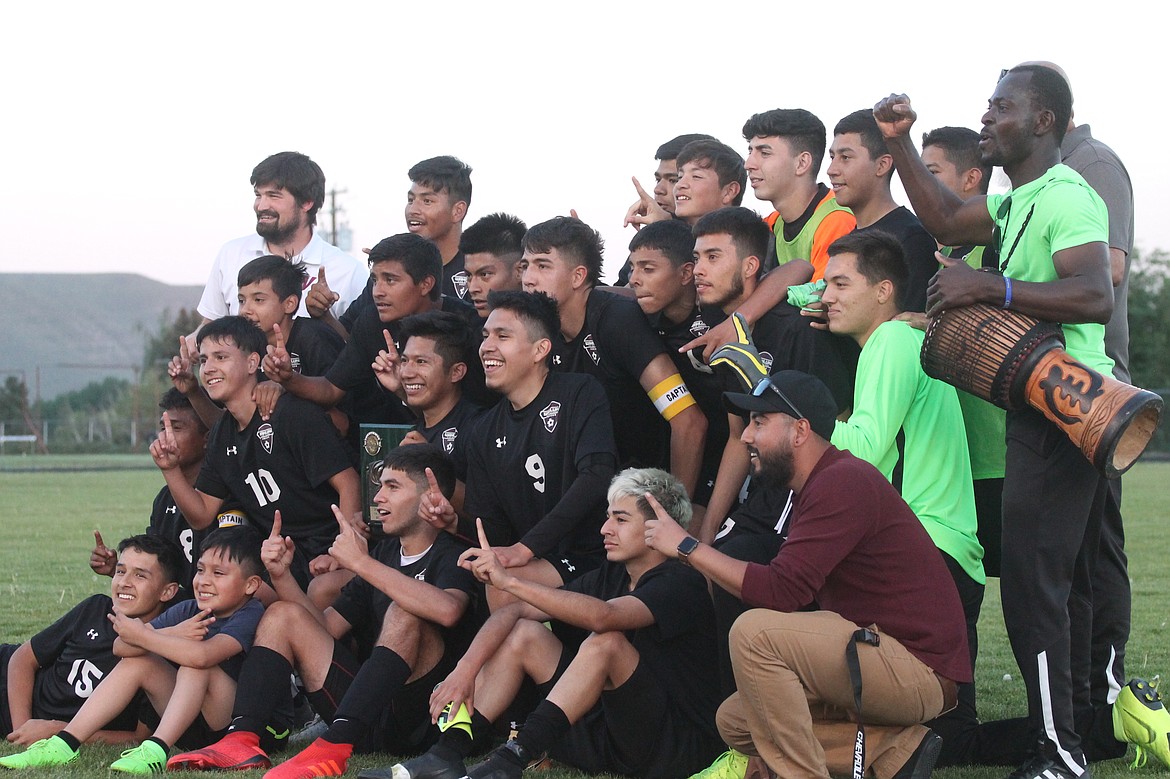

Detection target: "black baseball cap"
[723, 370, 839, 440]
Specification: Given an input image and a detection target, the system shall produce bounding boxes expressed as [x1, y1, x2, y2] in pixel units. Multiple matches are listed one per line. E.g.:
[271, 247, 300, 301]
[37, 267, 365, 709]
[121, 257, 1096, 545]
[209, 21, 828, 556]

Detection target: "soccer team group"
[2, 62, 1167, 779]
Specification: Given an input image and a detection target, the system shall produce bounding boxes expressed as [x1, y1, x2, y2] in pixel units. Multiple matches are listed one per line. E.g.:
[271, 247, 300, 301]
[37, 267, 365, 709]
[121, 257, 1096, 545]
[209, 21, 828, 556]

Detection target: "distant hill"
[0, 274, 203, 400]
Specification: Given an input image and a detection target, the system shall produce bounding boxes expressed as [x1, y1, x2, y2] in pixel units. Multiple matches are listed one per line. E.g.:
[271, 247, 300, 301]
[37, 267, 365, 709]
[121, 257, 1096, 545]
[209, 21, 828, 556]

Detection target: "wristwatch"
[676, 536, 700, 566]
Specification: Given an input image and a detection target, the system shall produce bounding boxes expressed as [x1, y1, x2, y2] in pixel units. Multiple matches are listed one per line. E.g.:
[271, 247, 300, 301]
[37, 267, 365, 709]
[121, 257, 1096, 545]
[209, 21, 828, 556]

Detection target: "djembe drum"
[920, 303, 1163, 478]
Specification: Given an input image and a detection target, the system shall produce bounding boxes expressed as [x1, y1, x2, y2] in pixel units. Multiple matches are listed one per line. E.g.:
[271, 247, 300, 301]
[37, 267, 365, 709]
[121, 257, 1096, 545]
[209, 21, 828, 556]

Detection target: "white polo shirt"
[197, 230, 367, 321]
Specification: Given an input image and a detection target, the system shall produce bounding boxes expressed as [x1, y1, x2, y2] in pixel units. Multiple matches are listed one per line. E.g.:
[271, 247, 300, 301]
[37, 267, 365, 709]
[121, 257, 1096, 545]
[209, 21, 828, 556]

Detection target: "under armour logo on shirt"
[166, 505, 177, 514]
[496, 437, 507, 448]
[226, 446, 238, 456]
[561, 559, 575, 572]
[87, 630, 99, 640]
[553, 355, 562, 365]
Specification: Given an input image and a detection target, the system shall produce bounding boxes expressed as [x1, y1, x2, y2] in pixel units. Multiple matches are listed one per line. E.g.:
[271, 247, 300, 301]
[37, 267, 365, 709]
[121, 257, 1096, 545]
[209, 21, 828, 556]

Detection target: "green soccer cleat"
[0, 735, 79, 769]
[1113, 676, 1170, 768]
[110, 740, 168, 774]
[687, 749, 749, 779]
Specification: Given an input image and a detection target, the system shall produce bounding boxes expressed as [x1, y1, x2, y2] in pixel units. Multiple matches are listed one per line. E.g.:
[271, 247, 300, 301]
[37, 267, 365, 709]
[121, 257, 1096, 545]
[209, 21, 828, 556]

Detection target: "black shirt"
[196, 395, 352, 559]
[283, 316, 345, 377]
[463, 372, 617, 558]
[27, 594, 142, 729]
[560, 560, 720, 737]
[148, 486, 206, 600]
[331, 533, 479, 660]
[549, 289, 672, 471]
[859, 207, 938, 314]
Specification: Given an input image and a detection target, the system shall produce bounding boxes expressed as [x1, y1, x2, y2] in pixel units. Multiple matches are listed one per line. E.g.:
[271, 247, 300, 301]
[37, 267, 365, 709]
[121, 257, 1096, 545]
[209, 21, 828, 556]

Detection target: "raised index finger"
[270, 509, 283, 539]
[383, 329, 397, 357]
[162, 411, 174, 440]
[317, 266, 327, 284]
[425, 467, 441, 494]
[94, 529, 107, 550]
[178, 335, 190, 361]
[631, 176, 652, 201]
[643, 492, 671, 520]
[475, 517, 490, 550]
[273, 322, 286, 352]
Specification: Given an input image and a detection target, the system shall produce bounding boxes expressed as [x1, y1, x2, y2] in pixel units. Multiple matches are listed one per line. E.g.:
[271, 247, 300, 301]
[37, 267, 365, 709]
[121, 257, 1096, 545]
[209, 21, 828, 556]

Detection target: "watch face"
[678, 536, 699, 557]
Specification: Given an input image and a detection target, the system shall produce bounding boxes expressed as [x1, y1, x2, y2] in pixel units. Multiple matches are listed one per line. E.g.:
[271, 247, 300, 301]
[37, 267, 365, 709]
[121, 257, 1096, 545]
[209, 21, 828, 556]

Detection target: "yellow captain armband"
[649, 374, 696, 421]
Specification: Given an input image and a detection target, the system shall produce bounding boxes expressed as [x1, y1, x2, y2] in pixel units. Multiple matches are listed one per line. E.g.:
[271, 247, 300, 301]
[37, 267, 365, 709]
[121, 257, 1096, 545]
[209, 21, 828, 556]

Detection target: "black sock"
[323, 647, 411, 745]
[514, 700, 570, 758]
[56, 731, 81, 751]
[146, 735, 170, 753]
[228, 646, 293, 736]
[436, 709, 491, 760]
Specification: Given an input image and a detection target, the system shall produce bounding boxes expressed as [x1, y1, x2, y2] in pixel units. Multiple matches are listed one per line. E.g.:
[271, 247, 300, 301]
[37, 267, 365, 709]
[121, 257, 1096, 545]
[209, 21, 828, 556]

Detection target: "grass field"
[1, 460, 1168, 778]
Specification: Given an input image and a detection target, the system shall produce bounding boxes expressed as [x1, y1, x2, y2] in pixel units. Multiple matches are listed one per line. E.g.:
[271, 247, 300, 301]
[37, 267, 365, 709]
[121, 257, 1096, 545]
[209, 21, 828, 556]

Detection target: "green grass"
[2, 462, 1169, 777]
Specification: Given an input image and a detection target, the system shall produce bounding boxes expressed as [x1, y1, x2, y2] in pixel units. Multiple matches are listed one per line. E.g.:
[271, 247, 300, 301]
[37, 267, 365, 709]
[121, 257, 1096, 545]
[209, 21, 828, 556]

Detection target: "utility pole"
[325, 187, 352, 251]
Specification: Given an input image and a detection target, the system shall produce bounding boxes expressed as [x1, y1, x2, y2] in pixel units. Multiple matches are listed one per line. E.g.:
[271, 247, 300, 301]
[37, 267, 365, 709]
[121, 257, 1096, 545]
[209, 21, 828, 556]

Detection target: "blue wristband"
[1003, 276, 1013, 310]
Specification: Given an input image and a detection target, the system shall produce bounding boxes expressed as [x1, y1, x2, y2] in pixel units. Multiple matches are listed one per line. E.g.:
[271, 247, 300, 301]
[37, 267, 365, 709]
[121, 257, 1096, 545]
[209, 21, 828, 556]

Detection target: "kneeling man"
[645, 371, 970, 779]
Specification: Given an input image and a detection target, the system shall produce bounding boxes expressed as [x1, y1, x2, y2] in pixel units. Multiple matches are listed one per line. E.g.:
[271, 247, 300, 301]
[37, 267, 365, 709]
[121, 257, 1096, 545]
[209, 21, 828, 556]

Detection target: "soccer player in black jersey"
[168, 446, 480, 779]
[152, 316, 361, 592]
[91, 390, 213, 598]
[266, 234, 480, 430]
[421, 291, 617, 612]
[519, 216, 706, 498]
[371, 311, 483, 458]
[387, 468, 721, 779]
[2, 535, 182, 746]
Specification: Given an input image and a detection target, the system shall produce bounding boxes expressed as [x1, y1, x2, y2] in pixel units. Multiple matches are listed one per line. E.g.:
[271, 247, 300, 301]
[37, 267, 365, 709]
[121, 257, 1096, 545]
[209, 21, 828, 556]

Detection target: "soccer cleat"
[465, 740, 529, 779]
[1113, 676, 1170, 768]
[110, 740, 168, 774]
[1000, 755, 1083, 779]
[892, 730, 941, 779]
[0, 735, 79, 769]
[363, 748, 467, 779]
[166, 731, 272, 771]
[262, 738, 352, 779]
[687, 749, 748, 779]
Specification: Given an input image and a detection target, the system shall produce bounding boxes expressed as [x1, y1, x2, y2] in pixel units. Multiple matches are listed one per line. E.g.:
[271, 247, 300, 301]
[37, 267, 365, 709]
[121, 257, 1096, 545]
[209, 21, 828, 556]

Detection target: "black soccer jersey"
[26, 595, 140, 729]
[648, 304, 730, 501]
[148, 486, 207, 599]
[548, 289, 671, 470]
[560, 560, 720, 737]
[418, 396, 483, 459]
[327, 296, 485, 426]
[463, 372, 616, 558]
[195, 395, 352, 558]
[330, 533, 479, 660]
[443, 252, 470, 302]
[283, 316, 345, 377]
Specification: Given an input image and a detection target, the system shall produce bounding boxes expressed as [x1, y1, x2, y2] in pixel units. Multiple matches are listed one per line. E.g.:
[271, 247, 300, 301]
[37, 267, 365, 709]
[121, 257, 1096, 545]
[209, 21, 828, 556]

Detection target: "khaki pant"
[717, 610, 946, 779]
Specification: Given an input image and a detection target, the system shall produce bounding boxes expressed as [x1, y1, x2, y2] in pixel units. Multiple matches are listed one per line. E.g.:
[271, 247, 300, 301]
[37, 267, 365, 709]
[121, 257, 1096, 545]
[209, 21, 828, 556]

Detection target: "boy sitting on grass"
[2, 535, 182, 747]
[0, 527, 265, 773]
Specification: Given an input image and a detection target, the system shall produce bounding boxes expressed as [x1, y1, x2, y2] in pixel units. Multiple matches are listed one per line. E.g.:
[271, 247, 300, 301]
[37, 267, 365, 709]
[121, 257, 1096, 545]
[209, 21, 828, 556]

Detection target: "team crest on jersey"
[452, 270, 469, 299]
[441, 428, 458, 454]
[582, 334, 599, 365]
[540, 401, 562, 433]
[689, 317, 710, 338]
[760, 352, 774, 372]
[289, 351, 302, 373]
[256, 423, 274, 454]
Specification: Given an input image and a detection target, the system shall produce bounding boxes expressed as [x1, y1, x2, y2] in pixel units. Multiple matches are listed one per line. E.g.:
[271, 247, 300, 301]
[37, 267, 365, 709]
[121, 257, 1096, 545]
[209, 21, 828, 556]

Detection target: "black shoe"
[359, 749, 467, 779]
[465, 741, 529, 779]
[1002, 755, 1090, 779]
[893, 730, 942, 779]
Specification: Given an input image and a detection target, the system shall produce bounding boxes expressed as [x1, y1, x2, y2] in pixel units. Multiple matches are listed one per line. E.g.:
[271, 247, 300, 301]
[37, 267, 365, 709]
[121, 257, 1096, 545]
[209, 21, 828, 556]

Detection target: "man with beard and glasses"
[194, 152, 367, 337]
[643, 370, 969, 779]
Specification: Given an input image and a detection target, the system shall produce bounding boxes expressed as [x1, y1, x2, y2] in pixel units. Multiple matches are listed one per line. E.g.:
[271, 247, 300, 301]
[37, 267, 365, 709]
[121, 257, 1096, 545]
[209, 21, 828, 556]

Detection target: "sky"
[0, 2, 1162, 288]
